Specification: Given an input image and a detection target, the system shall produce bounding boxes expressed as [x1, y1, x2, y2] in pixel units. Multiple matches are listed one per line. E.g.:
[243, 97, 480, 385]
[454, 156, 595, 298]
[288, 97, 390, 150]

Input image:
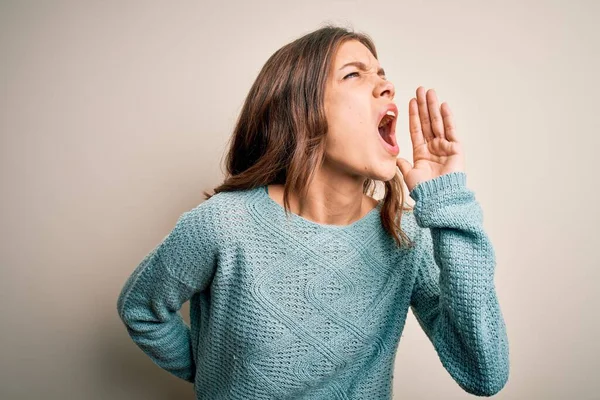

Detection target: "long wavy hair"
[203, 24, 414, 249]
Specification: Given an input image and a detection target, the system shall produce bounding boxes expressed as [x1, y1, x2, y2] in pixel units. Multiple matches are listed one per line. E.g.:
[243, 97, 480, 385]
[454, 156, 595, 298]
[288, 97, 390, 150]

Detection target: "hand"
[396, 86, 465, 193]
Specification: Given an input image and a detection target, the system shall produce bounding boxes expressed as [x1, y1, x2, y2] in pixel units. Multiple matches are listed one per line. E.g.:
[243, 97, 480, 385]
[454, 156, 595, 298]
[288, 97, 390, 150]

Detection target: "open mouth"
[377, 111, 396, 147]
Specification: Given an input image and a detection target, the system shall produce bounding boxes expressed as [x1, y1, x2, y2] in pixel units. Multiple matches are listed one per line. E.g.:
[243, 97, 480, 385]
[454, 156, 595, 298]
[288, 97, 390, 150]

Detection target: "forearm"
[117, 248, 196, 382]
[410, 172, 509, 396]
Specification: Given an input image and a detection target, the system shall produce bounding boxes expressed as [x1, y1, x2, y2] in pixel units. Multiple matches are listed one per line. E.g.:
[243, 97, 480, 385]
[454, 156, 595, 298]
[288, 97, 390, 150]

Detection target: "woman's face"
[323, 40, 399, 183]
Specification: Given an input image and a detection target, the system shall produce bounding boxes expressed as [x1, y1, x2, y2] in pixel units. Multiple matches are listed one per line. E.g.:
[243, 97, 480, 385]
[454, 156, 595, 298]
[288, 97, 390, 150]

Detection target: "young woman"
[117, 25, 509, 399]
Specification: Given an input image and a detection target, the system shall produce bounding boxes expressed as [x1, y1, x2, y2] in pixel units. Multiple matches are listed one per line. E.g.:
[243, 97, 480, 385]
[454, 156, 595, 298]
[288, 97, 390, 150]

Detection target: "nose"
[374, 78, 395, 99]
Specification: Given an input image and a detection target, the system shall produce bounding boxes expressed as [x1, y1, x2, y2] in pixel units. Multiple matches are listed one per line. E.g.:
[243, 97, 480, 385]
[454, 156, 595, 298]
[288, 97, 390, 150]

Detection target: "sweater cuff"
[408, 171, 467, 203]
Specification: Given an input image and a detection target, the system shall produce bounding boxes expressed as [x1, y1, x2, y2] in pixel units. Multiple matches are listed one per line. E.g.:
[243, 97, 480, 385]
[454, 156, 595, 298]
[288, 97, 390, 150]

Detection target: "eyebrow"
[339, 61, 386, 77]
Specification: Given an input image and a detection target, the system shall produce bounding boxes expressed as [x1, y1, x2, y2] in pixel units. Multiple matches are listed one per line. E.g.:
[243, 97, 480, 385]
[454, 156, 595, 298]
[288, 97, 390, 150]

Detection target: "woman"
[117, 25, 509, 399]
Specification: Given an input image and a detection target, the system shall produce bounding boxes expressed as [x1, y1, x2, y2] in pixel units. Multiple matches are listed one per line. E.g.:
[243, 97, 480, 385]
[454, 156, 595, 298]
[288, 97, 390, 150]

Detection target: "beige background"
[1, 0, 598, 399]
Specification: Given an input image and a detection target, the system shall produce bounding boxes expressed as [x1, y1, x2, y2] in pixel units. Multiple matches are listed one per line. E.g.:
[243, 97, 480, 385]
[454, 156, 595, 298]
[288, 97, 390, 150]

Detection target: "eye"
[343, 72, 359, 80]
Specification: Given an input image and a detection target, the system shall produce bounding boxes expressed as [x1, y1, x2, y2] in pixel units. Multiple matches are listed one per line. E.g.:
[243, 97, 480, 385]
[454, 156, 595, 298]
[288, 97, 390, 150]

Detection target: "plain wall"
[1, 0, 598, 399]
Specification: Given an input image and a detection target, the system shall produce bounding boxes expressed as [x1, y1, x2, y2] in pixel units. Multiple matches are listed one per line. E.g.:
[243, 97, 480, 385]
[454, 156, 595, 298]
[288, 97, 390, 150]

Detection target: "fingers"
[396, 157, 412, 177]
[416, 87, 434, 142]
[441, 102, 458, 142]
[416, 87, 459, 142]
[426, 89, 446, 140]
[408, 98, 425, 152]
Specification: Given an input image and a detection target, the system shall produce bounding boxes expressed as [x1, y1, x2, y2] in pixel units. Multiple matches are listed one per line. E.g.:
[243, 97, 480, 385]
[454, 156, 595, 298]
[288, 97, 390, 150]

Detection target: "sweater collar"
[251, 184, 383, 232]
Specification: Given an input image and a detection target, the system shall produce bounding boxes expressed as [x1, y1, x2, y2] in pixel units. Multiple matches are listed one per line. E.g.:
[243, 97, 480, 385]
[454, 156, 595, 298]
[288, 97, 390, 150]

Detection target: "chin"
[365, 163, 398, 182]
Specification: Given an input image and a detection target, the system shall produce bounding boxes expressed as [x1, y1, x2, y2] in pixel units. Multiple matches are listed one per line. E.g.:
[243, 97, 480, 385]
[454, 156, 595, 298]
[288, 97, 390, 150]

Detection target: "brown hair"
[203, 23, 414, 249]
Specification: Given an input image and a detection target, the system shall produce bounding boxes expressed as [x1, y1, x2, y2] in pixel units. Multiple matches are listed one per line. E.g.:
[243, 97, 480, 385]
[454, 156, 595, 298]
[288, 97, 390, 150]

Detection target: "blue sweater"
[117, 172, 509, 399]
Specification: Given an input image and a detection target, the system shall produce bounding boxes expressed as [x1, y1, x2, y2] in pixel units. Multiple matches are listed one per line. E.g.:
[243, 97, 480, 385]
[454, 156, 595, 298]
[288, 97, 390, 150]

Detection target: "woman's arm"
[116, 204, 217, 382]
[409, 171, 509, 396]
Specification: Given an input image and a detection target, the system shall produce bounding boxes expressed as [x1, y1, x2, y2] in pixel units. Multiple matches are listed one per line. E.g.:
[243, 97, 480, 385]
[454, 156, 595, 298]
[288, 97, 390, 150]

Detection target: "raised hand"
[396, 86, 466, 193]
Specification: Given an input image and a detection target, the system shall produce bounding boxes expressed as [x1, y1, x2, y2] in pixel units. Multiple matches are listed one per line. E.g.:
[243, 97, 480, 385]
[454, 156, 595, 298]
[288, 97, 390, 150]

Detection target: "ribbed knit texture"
[117, 171, 509, 399]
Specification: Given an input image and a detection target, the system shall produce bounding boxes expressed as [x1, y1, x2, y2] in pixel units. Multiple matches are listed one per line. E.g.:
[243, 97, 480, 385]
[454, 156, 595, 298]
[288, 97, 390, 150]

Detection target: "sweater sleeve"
[408, 172, 509, 397]
[116, 203, 218, 383]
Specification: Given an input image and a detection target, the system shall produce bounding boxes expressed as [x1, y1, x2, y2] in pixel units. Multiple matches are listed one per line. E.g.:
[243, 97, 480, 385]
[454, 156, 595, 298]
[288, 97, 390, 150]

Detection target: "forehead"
[332, 40, 379, 69]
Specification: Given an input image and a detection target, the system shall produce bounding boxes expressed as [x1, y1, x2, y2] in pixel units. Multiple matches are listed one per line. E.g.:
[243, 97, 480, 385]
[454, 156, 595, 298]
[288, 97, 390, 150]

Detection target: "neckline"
[258, 185, 383, 231]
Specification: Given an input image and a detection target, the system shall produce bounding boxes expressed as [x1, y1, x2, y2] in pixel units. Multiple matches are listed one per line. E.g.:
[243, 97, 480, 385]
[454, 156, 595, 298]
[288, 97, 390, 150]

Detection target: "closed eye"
[343, 71, 387, 81]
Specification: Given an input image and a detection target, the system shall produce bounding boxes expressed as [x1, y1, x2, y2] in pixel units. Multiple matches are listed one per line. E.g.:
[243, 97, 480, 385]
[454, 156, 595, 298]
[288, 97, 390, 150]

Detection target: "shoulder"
[193, 187, 255, 221]
[185, 186, 258, 240]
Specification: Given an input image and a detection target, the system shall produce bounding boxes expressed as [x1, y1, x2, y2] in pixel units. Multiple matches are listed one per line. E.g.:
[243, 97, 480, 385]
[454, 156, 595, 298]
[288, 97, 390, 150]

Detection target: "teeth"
[378, 116, 392, 128]
[378, 110, 396, 128]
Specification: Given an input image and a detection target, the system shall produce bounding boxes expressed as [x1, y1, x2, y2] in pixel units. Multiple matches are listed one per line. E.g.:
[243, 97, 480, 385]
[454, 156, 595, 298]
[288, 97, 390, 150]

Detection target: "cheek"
[337, 107, 370, 137]
[328, 110, 373, 147]
[325, 98, 373, 154]
[326, 123, 376, 163]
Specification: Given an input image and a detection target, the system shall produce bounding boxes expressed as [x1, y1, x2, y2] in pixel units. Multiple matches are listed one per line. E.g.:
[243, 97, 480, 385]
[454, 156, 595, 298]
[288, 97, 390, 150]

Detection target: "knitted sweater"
[116, 172, 509, 399]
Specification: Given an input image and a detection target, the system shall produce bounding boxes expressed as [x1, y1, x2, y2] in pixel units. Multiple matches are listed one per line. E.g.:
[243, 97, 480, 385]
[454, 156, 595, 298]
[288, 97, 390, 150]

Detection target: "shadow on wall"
[97, 303, 194, 400]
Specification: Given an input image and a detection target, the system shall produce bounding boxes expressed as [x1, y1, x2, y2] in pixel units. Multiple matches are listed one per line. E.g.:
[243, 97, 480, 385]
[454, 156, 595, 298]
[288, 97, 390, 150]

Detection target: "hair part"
[203, 23, 415, 249]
